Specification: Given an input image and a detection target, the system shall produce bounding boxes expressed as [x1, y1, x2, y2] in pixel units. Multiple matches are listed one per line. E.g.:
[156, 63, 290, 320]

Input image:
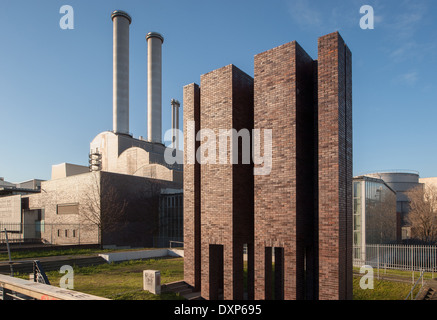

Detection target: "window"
[57, 203, 79, 215]
[353, 181, 363, 247]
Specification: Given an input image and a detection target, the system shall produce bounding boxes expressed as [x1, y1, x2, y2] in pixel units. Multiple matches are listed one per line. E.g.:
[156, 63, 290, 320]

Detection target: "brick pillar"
[345, 37, 353, 299]
[183, 83, 201, 291]
[317, 32, 353, 300]
[254, 41, 317, 300]
[199, 64, 254, 300]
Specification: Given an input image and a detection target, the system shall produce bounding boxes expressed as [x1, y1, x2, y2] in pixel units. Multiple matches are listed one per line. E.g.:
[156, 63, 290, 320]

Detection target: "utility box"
[143, 270, 161, 295]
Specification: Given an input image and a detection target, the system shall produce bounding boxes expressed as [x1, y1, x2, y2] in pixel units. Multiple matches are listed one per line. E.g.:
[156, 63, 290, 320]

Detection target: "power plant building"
[0, 10, 182, 248]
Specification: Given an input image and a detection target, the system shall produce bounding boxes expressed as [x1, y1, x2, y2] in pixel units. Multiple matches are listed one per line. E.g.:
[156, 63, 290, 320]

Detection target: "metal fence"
[354, 244, 437, 272]
[0, 223, 98, 246]
[1, 223, 182, 248]
[153, 236, 183, 248]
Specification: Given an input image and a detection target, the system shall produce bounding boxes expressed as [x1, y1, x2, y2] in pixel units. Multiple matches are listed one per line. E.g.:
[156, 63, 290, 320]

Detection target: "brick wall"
[28, 172, 101, 245]
[27, 171, 181, 247]
[99, 171, 181, 247]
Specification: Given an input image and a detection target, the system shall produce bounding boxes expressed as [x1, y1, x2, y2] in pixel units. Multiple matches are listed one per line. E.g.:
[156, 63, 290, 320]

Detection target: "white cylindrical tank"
[146, 32, 164, 144]
[111, 10, 131, 135]
[365, 170, 421, 214]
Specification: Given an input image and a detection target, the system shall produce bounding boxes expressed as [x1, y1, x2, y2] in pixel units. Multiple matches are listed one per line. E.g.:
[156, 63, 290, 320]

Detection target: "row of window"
[57, 229, 77, 238]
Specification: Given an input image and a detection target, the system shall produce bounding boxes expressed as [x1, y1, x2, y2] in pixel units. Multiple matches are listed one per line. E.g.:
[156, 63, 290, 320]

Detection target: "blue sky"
[1, 0, 436, 182]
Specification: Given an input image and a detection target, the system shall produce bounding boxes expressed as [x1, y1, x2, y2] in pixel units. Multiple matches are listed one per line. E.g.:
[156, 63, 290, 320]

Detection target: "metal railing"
[354, 244, 437, 273]
[153, 236, 183, 248]
[169, 240, 184, 249]
[0, 223, 99, 246]
[405, 269, 425, 300]
[33, 260, 50, 285]
[1, 228, 13, 276]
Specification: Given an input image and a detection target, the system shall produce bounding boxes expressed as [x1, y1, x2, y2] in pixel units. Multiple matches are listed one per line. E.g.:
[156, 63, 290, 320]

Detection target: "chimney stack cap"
[111, 10, 132, 24]
[146, 32, 164, 43]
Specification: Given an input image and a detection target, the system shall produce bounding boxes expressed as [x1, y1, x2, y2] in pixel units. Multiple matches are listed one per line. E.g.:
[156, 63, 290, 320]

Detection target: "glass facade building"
[353, 176, 397, 259]
[156, 192, 183, 247]
[364, 171, 422, 241]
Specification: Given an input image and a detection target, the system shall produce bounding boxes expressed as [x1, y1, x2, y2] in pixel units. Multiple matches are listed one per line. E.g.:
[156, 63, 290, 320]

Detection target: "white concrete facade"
[99, 248, 183, 263]
[51, 163, 89, 180]
[89, 131, 182, 183]
[419, 177, 437, 189]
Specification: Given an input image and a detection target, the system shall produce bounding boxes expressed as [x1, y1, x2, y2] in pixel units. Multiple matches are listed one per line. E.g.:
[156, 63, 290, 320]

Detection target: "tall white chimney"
[146, 32, 164, 143]
[171, 99, 180, 150]
[111, 10, 131, 135]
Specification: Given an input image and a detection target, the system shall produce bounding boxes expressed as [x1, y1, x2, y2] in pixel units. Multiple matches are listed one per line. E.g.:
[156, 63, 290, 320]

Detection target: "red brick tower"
[184, 65, 254, 300]
[317, 32, 353, 300]
[253, 40, 318, 300]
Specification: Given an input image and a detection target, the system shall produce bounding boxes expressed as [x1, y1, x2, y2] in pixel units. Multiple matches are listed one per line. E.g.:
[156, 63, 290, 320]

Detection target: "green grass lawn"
[41, 260, 421, 300]
[353, 266, 433, 300]
[15, 257, 185, 300]
[352, 276, 420, 300]
[7, 247, 426, 300]
[354, 266, 436, 281]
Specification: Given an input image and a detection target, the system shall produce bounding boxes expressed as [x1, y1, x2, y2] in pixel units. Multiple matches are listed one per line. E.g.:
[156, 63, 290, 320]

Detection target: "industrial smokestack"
[146, 32, 164, 143]
[111, 10, 131, 135]
[171, 99, 180, 150]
